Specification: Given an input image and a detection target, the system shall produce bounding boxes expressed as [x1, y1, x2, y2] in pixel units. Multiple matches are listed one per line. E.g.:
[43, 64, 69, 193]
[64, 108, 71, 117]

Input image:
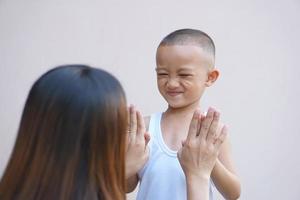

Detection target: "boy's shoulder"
[143, 112, 163, 131]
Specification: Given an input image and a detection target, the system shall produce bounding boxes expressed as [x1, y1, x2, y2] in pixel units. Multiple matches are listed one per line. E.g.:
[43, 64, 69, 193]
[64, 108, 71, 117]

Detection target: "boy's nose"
[166, 78, 180, 89]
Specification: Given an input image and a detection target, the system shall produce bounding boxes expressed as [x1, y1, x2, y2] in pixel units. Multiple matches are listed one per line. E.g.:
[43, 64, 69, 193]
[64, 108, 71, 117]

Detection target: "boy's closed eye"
[179, 74, 193, 77]
[157, 72, 169, 77]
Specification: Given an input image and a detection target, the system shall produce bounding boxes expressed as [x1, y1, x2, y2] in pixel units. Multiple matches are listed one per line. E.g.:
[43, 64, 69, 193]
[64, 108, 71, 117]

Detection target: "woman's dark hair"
[0, 65, 127, 200]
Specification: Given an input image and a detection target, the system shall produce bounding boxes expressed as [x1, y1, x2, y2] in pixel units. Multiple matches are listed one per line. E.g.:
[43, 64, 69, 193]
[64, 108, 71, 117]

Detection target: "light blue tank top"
[137, 113, 214, 200]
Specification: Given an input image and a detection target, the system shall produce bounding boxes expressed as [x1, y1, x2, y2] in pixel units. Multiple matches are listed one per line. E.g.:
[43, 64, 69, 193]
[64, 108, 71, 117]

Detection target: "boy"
[126, 29, 241, 199]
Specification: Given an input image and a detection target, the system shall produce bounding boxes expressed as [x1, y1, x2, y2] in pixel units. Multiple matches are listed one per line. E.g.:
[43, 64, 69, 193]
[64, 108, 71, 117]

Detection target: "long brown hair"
[0, 65, 127, 200]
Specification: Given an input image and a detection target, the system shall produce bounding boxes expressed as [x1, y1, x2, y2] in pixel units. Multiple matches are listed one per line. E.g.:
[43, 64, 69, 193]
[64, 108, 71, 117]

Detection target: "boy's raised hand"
[125, 105, 150, 179]
[177, 108, 227, 180]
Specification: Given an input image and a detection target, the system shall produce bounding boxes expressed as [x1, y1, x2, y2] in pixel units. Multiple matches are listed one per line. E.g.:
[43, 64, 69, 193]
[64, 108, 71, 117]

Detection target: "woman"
[0, 65, 127, 200]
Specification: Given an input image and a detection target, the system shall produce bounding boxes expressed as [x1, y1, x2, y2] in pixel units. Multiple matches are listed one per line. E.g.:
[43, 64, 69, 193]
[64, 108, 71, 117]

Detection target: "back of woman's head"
[0, 65, 127, 200]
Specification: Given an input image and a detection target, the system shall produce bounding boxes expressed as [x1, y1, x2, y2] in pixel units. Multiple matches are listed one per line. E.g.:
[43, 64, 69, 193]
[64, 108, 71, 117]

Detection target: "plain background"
[0, 0, 299, 199]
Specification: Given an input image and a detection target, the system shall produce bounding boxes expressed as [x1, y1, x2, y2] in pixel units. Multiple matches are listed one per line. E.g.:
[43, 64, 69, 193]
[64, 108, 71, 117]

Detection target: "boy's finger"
[214, 125, 228, 149]
[186, 109, 200, 141]
[207, 110, 220, 143]
[136, 110, 146, 138]
[198, 107, 214, 141]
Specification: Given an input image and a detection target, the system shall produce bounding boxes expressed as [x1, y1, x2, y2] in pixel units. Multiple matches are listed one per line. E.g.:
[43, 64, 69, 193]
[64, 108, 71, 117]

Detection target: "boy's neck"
[161, 100, 201, 151]
[165, 100, 201, 117]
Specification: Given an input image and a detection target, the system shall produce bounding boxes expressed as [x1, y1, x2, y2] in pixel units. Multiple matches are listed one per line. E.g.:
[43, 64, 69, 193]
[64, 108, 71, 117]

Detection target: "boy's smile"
[156, 45, 218, 109]
[166, 90, 184, 97]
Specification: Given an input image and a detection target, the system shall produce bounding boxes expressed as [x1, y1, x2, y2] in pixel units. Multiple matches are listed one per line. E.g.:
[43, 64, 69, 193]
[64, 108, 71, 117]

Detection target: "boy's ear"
[205, 69, 219, 87]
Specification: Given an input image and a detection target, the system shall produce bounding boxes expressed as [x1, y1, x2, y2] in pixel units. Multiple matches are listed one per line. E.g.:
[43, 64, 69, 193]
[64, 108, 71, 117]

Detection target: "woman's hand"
[125, 105, 150, 179]
[177, 108, 227, 200]
[178, 107, 227, 179]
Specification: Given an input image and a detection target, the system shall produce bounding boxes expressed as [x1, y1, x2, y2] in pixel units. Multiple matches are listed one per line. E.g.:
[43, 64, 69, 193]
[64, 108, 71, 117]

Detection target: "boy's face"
[156, 45, 216, 109]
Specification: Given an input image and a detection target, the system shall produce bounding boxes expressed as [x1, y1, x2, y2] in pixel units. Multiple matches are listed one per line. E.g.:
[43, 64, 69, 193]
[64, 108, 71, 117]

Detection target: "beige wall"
[1, 0, 300, 199]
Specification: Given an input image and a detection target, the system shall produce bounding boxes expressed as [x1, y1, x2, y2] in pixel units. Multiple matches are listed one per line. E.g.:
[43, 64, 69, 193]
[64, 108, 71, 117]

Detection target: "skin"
[126, 106, 227, 200]
[125, 105, 150, 191]
[126, 44, 241, 199]
[178, 108, 228, 200]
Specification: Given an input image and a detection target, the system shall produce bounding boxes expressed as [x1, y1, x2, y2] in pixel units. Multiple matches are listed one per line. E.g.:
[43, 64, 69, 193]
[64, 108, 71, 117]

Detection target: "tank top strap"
[148, 112, 162, 141]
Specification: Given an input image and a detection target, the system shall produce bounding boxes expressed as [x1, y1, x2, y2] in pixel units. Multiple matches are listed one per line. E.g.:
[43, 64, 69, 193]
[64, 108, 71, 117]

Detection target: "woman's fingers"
[128, 106, 150, 152]
[127, 106, 131, 143]
[206, 110, 220, 143]
[129, 105, 137, 141]
[196, 114, 205, 137]
[198, 107, 215, 141]
[214, 125, 228, 149]
[186, 109, 200, 141]
[137, 110, 146, 138]
[178, 107, 228, 181]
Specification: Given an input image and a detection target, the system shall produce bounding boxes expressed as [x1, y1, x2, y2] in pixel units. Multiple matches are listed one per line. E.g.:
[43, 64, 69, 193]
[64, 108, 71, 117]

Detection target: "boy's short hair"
[159, 29, 215, 58]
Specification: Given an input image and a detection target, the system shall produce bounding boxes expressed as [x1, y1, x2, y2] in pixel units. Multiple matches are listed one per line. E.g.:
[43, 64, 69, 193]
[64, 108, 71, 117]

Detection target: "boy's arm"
[211, 129, 241, 200]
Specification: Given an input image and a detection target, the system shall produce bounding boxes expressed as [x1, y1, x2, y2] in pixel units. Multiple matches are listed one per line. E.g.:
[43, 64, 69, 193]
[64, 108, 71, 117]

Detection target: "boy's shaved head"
[158, 29, 215, 60]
